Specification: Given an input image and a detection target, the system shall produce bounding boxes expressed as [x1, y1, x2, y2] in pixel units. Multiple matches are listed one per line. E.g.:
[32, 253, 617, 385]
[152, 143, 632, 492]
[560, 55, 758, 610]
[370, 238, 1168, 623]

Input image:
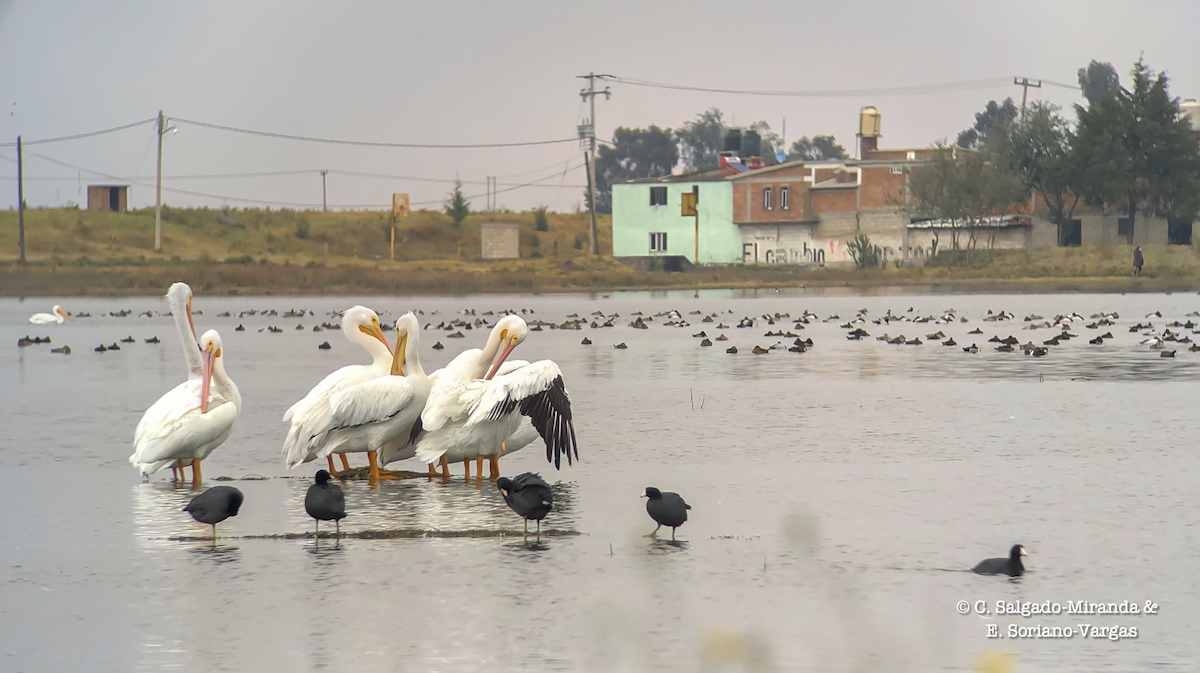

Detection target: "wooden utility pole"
[154, 110, 164, 251]
[1014, 77, 1042, 117]
[321, 170, 328, 212]
[578, 72, 612, 255]
[17, 136, 26, 264]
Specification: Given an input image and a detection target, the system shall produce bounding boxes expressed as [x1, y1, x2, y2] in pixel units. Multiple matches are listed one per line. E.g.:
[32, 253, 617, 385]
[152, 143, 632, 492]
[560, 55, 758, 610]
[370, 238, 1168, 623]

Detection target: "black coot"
[496, 472, 553, 535]
[972, 544, 1027, 576]
[642, 487, 691, 540]
[183, 486, 244, 539]
[305, 469, 347, 538]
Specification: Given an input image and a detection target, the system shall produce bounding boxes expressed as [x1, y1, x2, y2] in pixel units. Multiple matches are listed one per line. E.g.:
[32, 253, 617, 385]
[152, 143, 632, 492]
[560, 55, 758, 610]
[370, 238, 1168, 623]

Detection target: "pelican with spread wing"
[414, 315, 577, 480]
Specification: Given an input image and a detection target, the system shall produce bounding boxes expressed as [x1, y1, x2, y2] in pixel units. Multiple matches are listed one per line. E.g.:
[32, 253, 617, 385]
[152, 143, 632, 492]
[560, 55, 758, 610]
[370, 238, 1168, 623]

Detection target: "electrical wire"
[609, 75, 1078, 98]
[0, 118, 157, 147]
[19, 152, 587, 210]
[171, 117, 578, 149]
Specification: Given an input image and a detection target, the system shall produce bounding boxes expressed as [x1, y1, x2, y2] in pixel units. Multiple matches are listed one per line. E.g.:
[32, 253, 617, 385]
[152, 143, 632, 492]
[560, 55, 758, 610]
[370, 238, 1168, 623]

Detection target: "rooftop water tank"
[859, 106, 882, 138]
[741, 130, 762, 158]
[723, 129, 742, 153]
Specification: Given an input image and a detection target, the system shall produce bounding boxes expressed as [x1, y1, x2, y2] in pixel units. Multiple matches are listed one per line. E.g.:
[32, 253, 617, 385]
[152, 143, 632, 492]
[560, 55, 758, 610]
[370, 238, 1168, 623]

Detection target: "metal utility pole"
[578, 72, 612, 255]
[17, 136, 25, 265]
[154, 110, 164, 251]
[321, 170, 328, 212]
[1014, 77, 1043, 117]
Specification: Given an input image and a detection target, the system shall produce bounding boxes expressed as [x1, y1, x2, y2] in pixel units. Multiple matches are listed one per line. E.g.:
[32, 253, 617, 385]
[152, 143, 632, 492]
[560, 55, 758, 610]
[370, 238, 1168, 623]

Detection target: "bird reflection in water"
[187, 544, 241, 564]
[646, 539, 690, 554]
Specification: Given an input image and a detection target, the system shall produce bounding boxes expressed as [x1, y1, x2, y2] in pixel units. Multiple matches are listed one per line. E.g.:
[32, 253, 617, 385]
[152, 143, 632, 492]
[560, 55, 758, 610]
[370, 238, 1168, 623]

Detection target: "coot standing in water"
[642, 487, 691, 540]
[305, 470, 347, 538]
[496, 472, 553, 535]
[183, 486, 244, 539]
[972, 544, 1027, 576]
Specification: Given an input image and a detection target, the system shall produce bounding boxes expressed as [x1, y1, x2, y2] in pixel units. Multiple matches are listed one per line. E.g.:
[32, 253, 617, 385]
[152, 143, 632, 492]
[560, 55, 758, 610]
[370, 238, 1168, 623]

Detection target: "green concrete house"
[611, 171, 739, 264]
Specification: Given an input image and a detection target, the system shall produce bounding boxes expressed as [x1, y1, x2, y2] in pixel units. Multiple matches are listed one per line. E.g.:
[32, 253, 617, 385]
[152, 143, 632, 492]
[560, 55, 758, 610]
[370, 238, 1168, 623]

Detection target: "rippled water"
[2, 289, 1198, 672]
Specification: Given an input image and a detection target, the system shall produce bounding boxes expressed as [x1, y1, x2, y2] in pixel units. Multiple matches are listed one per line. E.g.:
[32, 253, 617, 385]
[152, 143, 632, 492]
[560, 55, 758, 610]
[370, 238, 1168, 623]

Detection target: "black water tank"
[723, 129, 742, 153]
[741, 130, 761, 158]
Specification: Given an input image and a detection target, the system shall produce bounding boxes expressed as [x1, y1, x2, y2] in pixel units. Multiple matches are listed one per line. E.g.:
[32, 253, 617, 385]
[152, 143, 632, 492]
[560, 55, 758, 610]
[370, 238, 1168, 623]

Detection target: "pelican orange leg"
[191, 459, 203, 488]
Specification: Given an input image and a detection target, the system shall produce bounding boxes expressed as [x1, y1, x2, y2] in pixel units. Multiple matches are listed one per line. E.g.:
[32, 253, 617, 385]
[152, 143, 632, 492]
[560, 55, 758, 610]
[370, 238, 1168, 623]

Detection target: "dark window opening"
[1117, 218, 1133, 244]
[1168, 219, 1193, 246]
[109, 187, 120, 212]
[649, 187, 667, 206]
[1062, 219, 1082, 247]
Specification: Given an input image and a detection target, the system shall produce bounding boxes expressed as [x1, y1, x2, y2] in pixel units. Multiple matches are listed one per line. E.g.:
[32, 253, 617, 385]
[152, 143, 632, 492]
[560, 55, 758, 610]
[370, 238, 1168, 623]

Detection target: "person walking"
[1133, 246, 1144, 277]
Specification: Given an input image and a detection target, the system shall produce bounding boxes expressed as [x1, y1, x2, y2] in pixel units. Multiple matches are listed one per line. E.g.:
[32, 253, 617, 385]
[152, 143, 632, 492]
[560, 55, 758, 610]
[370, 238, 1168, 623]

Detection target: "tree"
[444, 179, 470, 229]
[787, 135, 848, 162]
[908, 142, 1025, 261]
[1003, 101, 1084, 245]
[676, 108, 726, 172]
[956, 98, 1019, 149]
[1077, 60, 1120, 107]
[1073, 58, 1200, 235]
[590, 125, 677, 214]
[534, 206, 549, 231]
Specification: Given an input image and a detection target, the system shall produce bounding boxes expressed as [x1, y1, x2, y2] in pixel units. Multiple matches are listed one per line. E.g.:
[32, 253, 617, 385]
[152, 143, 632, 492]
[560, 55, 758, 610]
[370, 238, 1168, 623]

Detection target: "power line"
[0, 165, 587, 188]
[0, 118, 157, 147]
[610, 75, 1079, 97]
[15, 151, 587, 209]
[171, 117, 579, 149]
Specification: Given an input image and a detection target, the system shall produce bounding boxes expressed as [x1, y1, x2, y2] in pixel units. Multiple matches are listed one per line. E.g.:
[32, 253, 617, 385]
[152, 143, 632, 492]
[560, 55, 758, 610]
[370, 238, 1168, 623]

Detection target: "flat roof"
[619, 169, 724, 184]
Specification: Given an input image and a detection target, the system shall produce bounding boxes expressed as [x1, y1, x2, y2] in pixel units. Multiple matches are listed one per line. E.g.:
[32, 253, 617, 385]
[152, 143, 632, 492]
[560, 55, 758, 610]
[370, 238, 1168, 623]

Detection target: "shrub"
[573, 235, 583, 250]
[530, 252, 543, 259]
[295, 219, 310, 239]
[530, 233, 541, 248]
[534, 206, 549, 232]
[224, 255, 254, 265]
[846, 234, 882, 269]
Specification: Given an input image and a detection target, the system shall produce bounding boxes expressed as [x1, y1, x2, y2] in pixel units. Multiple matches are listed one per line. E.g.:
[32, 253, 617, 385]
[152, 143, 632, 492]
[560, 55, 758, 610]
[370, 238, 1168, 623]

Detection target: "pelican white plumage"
[414, 315, 577, 480]
[290, 312, 432, 480]
[282, 306, 393, 473]
[29, 305, 72, 325]
[130, 330, 241, 485]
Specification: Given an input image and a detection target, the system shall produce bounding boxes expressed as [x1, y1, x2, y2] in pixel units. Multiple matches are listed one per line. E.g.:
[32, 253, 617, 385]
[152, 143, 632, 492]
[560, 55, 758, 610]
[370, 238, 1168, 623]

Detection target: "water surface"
[3, 289, 1198, 672]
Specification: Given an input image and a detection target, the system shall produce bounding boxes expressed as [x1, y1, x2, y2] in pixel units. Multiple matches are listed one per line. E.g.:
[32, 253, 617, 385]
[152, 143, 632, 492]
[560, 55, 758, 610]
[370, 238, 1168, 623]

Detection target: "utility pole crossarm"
[577, 72, 613, 256]
[1013, 77, 1043, 117]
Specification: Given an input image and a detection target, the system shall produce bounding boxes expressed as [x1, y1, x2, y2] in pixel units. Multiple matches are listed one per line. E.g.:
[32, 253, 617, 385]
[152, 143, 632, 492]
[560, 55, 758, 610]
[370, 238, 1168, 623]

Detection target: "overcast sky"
[1, 0, 1197, 212]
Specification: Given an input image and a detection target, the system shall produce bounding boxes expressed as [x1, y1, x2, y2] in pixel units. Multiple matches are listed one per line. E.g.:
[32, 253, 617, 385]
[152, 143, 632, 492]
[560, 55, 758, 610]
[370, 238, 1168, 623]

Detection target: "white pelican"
[130, 330, 241, 485]
[164, 282, 201, 480]
[282, 306, 393, 473]
[287, 313, 432, 481]
[29, 305, 73, 325]
[415, 315, 577, 480]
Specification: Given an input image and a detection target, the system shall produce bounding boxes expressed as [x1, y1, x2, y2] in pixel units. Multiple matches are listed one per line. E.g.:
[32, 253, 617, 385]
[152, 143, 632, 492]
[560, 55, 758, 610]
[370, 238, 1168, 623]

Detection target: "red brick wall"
[812, 188, 857, 213]
[859, 166, 907, 209]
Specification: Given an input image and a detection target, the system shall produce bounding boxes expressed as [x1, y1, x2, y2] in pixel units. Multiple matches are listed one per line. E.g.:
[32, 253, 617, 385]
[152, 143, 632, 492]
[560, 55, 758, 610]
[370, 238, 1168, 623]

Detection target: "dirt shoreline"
[3, 261, 1199, 297]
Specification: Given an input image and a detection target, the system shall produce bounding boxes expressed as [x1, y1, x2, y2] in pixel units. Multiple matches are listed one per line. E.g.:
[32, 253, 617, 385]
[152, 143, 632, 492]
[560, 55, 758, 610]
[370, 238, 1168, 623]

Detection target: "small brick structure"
[480, 222, 520, 259]
[87, 185, 129, 212]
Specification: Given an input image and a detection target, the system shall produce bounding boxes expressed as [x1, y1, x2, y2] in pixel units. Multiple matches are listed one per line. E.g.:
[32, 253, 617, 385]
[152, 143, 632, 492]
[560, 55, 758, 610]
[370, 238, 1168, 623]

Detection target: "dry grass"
[3, 208, 1200, 296]
[0, 206, 611, 264]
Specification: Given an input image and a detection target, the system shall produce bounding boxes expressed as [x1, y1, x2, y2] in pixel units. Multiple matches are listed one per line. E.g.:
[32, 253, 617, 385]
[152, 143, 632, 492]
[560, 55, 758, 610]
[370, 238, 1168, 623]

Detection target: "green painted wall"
[612, 181, 739, 263]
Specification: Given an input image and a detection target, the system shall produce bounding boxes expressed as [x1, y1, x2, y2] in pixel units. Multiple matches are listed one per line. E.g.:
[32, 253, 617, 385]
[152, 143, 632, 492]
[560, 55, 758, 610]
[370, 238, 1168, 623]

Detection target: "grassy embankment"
[2, 208, 1200, 295]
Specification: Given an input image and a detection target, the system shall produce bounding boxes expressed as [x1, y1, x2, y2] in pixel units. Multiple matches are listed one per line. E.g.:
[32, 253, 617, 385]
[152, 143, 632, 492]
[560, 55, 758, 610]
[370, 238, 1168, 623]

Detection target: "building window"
[649, 232, 668, 253]
[780, 186, 789, 210]
[763, 187, 772, 210]
[906, 150, 916, 160]
[649, 186, 667, 206]
[890, 167, 903, 174]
